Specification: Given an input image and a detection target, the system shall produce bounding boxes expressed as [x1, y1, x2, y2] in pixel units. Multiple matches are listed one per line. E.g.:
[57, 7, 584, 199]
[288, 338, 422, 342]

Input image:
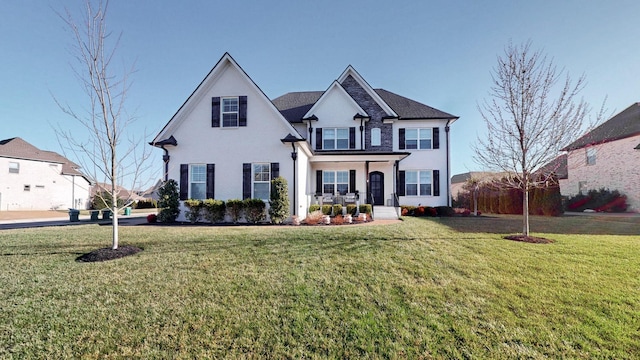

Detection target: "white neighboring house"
[0, 137, 91, 210]
[151, 53, 458, 220]
[561, 102, 640, 211]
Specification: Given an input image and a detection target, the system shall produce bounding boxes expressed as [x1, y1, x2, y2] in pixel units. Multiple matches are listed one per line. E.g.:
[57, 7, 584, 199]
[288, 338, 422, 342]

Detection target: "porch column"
[365, 161, 370, 204]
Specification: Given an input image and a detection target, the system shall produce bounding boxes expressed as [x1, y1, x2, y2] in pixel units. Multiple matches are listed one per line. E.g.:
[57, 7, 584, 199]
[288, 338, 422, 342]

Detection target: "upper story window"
[222, 97, 239, 127]
[9, 162, 19, 174]
[323, 128, 349, 150]
[190, 164, 206, 200]
[405, 128, 432, 150]
[371, 128, 381, 146]
[586, 147, 596, 166]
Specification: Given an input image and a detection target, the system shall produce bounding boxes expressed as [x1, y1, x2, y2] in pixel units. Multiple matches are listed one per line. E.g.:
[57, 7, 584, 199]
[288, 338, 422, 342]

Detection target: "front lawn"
[1, 215, 639, 358]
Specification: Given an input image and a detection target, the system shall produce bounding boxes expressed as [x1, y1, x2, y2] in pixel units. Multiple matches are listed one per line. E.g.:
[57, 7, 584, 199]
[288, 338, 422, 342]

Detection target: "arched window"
[371, 128, 381, 146]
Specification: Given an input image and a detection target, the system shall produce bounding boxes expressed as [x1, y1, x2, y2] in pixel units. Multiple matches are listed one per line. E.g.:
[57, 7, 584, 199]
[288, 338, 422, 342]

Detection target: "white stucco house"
[151, 53, 458, 220]
[561, 102, 640, 211]
[0, 137, 91, 211]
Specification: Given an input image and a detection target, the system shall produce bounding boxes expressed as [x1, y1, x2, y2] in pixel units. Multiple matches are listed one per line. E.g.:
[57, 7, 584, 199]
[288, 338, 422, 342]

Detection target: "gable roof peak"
[336, 65, 398, 118]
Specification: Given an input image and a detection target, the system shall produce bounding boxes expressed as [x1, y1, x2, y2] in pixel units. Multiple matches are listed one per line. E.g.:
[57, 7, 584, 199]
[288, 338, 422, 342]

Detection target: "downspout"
[360, 117, 365, 150]
[290, 143, 297, 216]
[445, 119, 452, 206]
[161, 146, 170, 182]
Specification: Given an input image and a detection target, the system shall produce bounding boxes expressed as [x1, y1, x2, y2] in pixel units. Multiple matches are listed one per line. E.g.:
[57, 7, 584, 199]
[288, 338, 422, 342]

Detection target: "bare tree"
[54, 0, 153, 249]
[474, 41, 590, 237]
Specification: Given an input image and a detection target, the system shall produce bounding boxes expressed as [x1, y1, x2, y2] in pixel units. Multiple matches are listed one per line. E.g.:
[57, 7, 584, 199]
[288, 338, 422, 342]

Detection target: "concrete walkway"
[0, 212, 155, 230]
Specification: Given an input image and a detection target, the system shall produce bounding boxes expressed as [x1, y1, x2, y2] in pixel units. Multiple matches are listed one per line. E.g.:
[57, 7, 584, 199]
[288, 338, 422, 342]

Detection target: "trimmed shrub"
[269, 176, 290, 224]
[321, 205, 333, 215]
[309, 204, 321, 213]
[146, 213, 157, 223]
[359, 204, 372, 215]
[244, 198, 266, 223]
[414, 206, 425, 217]
[157, 179, 180, 223]
[332, 214, 345, 225]
[184, 199, 203, 223]
[226, 199, 244, 223]
[400, 205, 416, 216]
[135, 199, 157, 209]
[566, 188, 628, 213]
[203, 199, 225, 223]
[435, 206, 455, 217]
[346, 204, 357, 216]
[332, 204, 343, 216]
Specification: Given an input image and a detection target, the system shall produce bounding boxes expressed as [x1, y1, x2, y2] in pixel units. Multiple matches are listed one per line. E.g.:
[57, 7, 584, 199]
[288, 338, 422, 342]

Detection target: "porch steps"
[373, 206, 400, 220]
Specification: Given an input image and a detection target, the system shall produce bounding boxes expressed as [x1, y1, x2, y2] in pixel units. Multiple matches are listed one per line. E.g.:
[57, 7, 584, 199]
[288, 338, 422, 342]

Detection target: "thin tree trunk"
[522, 188, 530, 236]
[112, 205, 119, 249]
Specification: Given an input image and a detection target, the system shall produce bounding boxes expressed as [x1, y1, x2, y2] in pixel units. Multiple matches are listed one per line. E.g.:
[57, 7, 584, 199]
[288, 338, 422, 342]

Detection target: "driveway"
[0, 211, 155, 230]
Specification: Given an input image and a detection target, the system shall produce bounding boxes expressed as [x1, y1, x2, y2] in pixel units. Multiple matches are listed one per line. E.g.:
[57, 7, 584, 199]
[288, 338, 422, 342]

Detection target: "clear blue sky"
[2, 0, 639, 183]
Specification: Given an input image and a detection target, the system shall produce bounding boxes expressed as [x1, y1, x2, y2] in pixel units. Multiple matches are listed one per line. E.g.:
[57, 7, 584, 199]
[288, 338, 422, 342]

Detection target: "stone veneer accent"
[341, 75, 393, 151]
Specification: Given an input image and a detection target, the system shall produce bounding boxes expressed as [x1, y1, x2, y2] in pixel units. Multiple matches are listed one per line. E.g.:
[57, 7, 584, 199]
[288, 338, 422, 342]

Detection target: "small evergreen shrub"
[91, 191, 124, 210]
[134, 199, 157, 209]
[566, 188, 628, 213]
[203, 199, 225, 223]
[184, 199, 203, 223]
[157, 179, 180, 223]
[244, 198, 266, 223]
[400, 205, 416, 216]
[435, 206, 455, 217]
[269, 177, 290, 224]
[321, 205, 333, 215]
[309, 204, 321, 213]
[346, 204, 357, 216]
[332, 204, 343, 216]
[359, 204, 372, 215]
[226, 199, 245, 223]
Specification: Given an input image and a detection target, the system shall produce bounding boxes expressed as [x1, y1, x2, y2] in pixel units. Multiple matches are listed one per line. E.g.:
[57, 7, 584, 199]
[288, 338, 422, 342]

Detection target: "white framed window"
[222, 97, 239, 127]
[405, 128, 432, 150]
[578, 181, 588, 195]
[586, 147, 596, 165]
[371, 128, 381, 146]
[323, 128, 349, 150]
[405, 170, 432, 196]
[323, 170, 349, 195]
[9, 162, 19, 174]
[190, 164, 206, 199]
[253, 163, 271, 200]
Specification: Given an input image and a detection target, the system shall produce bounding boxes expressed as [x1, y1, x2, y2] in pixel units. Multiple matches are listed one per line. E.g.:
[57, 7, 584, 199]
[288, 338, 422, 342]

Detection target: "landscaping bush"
[304, 210, 324, 225]
[157, 179, 180, 223]
[184, 199, 203, 223]
[134, 199, 157, 209]
[321, 205, 333, 216]
[400, 205, 416, 216]
[269, 176, 290, 224]
[146, 213, 157, 223]
[414, 206, 425, 217]
[244, 198, 266, 223]
[566, 188, 628, 213]
[332, 214, 345, 225]
[226, 199, 244, 223]
[332, 204, 343, 216]
[203, 199, 225, 223]
[346, 204, 357, 216]
[435, 206, 455, 217]
[359, 204, 372, 215]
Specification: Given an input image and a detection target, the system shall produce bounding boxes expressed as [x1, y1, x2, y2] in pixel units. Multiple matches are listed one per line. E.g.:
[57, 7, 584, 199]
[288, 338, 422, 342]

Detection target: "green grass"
[1, 215, 639, 358]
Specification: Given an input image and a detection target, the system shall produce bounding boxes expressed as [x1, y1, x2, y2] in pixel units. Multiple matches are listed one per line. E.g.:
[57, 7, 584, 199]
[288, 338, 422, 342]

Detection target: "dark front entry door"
[369, 171, 384, 205]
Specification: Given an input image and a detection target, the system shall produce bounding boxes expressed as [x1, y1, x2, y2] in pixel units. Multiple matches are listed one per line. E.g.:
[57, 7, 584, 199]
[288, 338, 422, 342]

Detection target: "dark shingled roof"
[272, 89, 457, 123]
[563, 102, 640, 151]
[537, 154, 568, 179]
[0, 137, 85, 177]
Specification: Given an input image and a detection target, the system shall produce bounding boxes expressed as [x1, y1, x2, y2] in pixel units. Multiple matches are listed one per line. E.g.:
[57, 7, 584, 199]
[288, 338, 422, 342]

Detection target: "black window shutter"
[239, 96, 247, 127]
[180, 164, 189, 200]
[399, 128, 405, 150]
[270, 162, 279, 179]
[206, 164, 215, 199]
[349, 127, 356, 149]
[433, 127, 440, 149]
[433, 170, 440, 196]
[316, 170, 322, 195]
[397, 170, 405, 196]
[242, 163, 251, 199]
[211, 97, 220, 127]
[316, 128, 322, 150]
[349, 170, 356, 192]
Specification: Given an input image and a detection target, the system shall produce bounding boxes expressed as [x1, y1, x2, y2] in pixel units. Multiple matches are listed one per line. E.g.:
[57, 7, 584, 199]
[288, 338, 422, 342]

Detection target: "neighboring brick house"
[151, 53, 458, 220]
[561, 102, 640, 211]
[0, 137, 91, 210]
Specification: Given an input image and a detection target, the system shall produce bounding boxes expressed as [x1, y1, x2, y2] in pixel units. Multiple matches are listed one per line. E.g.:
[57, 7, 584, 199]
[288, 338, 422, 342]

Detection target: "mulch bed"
[503, 235, 554, 244]
[76, 245, 142, 262]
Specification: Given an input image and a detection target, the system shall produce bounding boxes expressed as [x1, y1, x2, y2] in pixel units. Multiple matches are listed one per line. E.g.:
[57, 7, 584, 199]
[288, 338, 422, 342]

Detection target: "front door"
[369, 172, 384, 205]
